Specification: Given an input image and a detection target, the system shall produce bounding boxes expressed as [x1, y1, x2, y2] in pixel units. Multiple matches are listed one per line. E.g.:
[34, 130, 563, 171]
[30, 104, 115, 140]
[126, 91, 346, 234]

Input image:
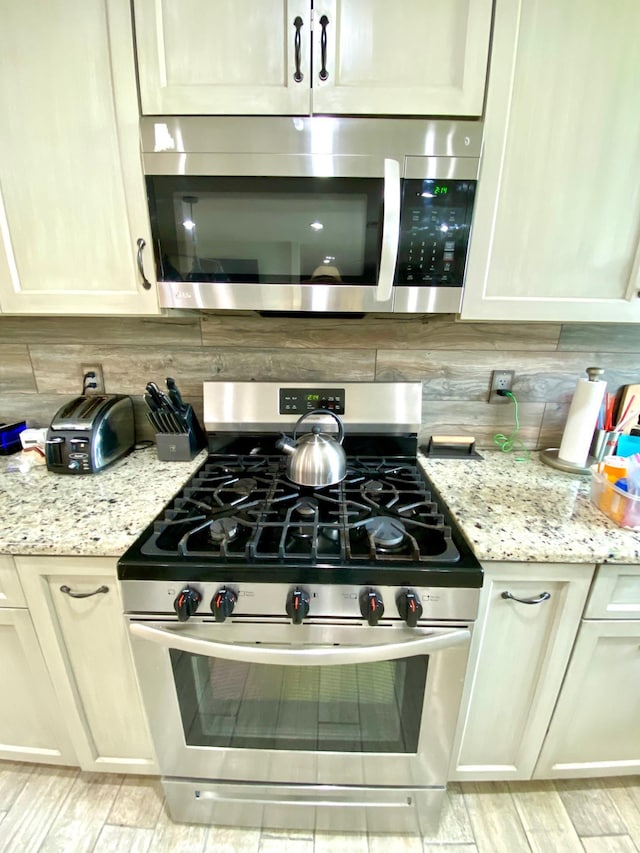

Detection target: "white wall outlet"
[488, 369, 515, 403]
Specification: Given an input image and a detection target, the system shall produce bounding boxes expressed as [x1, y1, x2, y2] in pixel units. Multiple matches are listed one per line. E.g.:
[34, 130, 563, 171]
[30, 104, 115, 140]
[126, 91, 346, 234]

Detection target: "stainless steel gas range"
[118, 382, 482, 834]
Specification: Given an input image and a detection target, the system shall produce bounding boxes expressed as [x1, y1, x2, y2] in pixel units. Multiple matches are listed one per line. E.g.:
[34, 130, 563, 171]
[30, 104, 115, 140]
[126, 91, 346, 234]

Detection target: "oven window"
[170, 651, 428, 753]
[146, 176, 383, 285]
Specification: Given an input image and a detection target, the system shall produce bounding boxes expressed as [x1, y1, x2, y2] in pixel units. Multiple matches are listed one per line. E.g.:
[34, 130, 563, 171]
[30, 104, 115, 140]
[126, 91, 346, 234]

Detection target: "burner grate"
[140, 454, 461, 565]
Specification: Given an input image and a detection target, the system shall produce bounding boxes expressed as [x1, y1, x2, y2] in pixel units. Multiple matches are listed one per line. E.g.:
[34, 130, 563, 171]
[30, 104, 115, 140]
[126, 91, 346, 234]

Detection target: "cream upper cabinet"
[135, 0, 313, 115]
[134, 0, 492, 117]
[15, 556, 157, 775]
[461, 0, 640, 323]
[0, 0, 158, 315]
[312, 0, 492, 116]
[450, 563, 593, 781]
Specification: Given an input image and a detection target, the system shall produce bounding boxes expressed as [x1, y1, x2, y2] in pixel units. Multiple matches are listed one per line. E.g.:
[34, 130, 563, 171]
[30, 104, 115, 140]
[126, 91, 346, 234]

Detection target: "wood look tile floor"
[0, 762, 638, 853]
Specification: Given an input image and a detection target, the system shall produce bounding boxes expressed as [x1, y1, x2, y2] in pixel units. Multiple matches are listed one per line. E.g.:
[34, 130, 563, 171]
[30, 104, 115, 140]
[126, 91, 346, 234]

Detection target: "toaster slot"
[56, 398, 82, 420]
[77, 395, 108, 420]
[46, 435, 65, 466]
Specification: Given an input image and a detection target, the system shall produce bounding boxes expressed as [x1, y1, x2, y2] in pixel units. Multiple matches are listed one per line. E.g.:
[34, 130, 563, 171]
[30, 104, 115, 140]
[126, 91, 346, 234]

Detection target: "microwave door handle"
[129, 622, 469, 665]
[376, 157, 401, 303]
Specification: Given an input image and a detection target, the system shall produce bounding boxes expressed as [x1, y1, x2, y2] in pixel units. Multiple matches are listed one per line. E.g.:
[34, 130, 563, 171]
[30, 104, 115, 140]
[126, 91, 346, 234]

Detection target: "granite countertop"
[1, 445, 639, 564]
[0, 446, 207, 557]
[420, 450, 640, 565]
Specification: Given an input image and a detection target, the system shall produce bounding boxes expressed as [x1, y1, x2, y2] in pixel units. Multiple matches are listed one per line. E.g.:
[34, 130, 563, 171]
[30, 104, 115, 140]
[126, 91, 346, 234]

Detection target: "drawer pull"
[60, 585, 109, 599]
[501, 590, 551, 605]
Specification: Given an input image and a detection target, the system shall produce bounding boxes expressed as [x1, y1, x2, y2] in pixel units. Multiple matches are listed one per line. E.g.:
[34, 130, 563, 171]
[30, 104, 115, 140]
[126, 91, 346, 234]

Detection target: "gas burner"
[363, 480, 385, 495]
[362, 516, 407, 550]
[210, 517, 238, 543]
[290, 497, 319, 539]
[294, 497, 319, 518]
[230, 477, 258, 497]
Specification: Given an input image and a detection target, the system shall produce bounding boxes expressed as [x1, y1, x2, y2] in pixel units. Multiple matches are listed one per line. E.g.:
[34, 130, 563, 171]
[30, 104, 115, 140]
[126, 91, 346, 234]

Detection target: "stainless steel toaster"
[45, 395, 135, 474]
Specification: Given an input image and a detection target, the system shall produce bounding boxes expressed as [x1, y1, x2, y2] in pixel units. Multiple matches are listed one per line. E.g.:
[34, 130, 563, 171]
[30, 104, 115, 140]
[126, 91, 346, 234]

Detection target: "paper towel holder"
[541, 366, 605, 476]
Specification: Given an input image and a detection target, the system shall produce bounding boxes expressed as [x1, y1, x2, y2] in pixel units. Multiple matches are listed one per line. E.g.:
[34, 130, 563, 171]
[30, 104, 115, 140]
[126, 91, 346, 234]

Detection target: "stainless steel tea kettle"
[276, 409, 346, 487]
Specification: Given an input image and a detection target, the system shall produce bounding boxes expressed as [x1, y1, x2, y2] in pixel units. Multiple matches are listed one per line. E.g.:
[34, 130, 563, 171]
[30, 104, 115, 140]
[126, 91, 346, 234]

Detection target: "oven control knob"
[397, 590, 423, 628]
[174, 587, 201, 622]
[359, 588, 385, 626]
[211, 587, 237, 622]
[286, 588, 310, 624]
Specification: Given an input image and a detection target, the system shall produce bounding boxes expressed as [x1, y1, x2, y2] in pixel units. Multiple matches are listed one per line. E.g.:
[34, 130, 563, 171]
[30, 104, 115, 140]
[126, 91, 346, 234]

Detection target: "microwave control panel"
[395, 179, 476, 286]
[280, 388, 345, 415]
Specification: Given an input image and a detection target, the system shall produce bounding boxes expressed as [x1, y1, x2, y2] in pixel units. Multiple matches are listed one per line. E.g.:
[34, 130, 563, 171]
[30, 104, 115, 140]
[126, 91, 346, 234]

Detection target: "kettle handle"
[292, 408, 344, 444]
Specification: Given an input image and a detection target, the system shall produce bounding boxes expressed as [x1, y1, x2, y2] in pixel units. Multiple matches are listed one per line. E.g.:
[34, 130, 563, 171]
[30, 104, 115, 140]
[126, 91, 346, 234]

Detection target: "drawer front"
[0, 556, 26, 608]
[585, 564, 640, 619]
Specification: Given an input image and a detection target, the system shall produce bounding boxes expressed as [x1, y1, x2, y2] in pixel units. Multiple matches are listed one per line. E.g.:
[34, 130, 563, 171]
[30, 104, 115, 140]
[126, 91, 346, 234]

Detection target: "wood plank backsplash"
[1, 313, 639, 449]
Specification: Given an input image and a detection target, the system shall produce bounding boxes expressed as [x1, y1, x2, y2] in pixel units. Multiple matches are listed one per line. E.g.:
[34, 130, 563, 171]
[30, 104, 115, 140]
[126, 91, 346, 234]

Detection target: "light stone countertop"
[1, 446, 639, 564]
[419, 450, 640, 565]
[0, 446, 208, 557]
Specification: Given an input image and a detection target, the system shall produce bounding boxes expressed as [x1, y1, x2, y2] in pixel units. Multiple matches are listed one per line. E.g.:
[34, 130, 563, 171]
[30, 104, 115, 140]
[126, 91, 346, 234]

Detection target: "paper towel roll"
[558, 377, 607, 467]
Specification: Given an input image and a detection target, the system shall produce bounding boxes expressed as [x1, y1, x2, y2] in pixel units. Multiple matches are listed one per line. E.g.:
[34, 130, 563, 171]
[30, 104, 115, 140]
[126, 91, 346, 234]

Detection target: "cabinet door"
[15, 557, 157, 775]
[0, 0, 158, 314]
[450, 563, 592, 781]
[312, 0, 492, 116]
[0, 609, 77, 765]
[0, 556, 25, 608]
[534, 620, 640, 778]
[134, 0, 311, 115]
[461, 0, 640, 323]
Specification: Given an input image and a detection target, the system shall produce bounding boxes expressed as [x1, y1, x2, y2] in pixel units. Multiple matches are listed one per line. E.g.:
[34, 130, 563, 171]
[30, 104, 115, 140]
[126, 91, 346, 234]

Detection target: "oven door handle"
[129, 622, 470, 665]
[376, 157, 401, 304]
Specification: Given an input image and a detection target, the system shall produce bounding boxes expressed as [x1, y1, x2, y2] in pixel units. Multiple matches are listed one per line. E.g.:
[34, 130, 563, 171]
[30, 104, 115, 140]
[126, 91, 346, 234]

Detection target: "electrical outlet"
[81, 364, 105, 396]
[488, 369, 515, 403]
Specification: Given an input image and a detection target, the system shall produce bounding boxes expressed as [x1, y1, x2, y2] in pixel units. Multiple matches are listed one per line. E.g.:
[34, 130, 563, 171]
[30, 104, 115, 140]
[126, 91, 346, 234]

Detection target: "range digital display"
[279, 388, 345, 415]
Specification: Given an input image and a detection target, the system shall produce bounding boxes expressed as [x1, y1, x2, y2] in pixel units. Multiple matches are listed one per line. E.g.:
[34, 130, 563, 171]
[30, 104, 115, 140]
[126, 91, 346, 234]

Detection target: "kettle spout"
[276, 434, 296, 455]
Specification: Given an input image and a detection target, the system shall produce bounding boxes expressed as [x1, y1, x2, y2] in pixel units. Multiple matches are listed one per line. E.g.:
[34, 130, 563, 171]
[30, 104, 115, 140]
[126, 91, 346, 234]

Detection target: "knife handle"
[166, 377, 187, 413]
[144, 393, 159, 412]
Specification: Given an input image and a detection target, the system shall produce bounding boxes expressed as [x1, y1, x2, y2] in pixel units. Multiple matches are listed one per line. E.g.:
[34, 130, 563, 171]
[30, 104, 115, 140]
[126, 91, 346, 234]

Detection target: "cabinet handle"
[293, 16, 304, 82]
[318, 14, 329, 81]
[60, 585, 109, 599]
[136, 238, 152, 290]
[501, 590, 551, 605]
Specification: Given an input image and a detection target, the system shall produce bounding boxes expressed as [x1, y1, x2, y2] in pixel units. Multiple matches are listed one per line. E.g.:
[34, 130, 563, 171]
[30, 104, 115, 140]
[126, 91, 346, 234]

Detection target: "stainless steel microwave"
[141, 117, 481, 314]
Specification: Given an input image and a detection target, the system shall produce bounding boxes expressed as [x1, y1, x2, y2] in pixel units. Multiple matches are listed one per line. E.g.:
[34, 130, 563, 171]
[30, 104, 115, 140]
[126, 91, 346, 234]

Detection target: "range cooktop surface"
[118, 437, 482, 589]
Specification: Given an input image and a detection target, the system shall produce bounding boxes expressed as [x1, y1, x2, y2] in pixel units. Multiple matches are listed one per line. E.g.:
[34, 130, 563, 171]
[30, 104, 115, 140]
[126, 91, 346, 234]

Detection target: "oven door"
[128, 619, 471, 788]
